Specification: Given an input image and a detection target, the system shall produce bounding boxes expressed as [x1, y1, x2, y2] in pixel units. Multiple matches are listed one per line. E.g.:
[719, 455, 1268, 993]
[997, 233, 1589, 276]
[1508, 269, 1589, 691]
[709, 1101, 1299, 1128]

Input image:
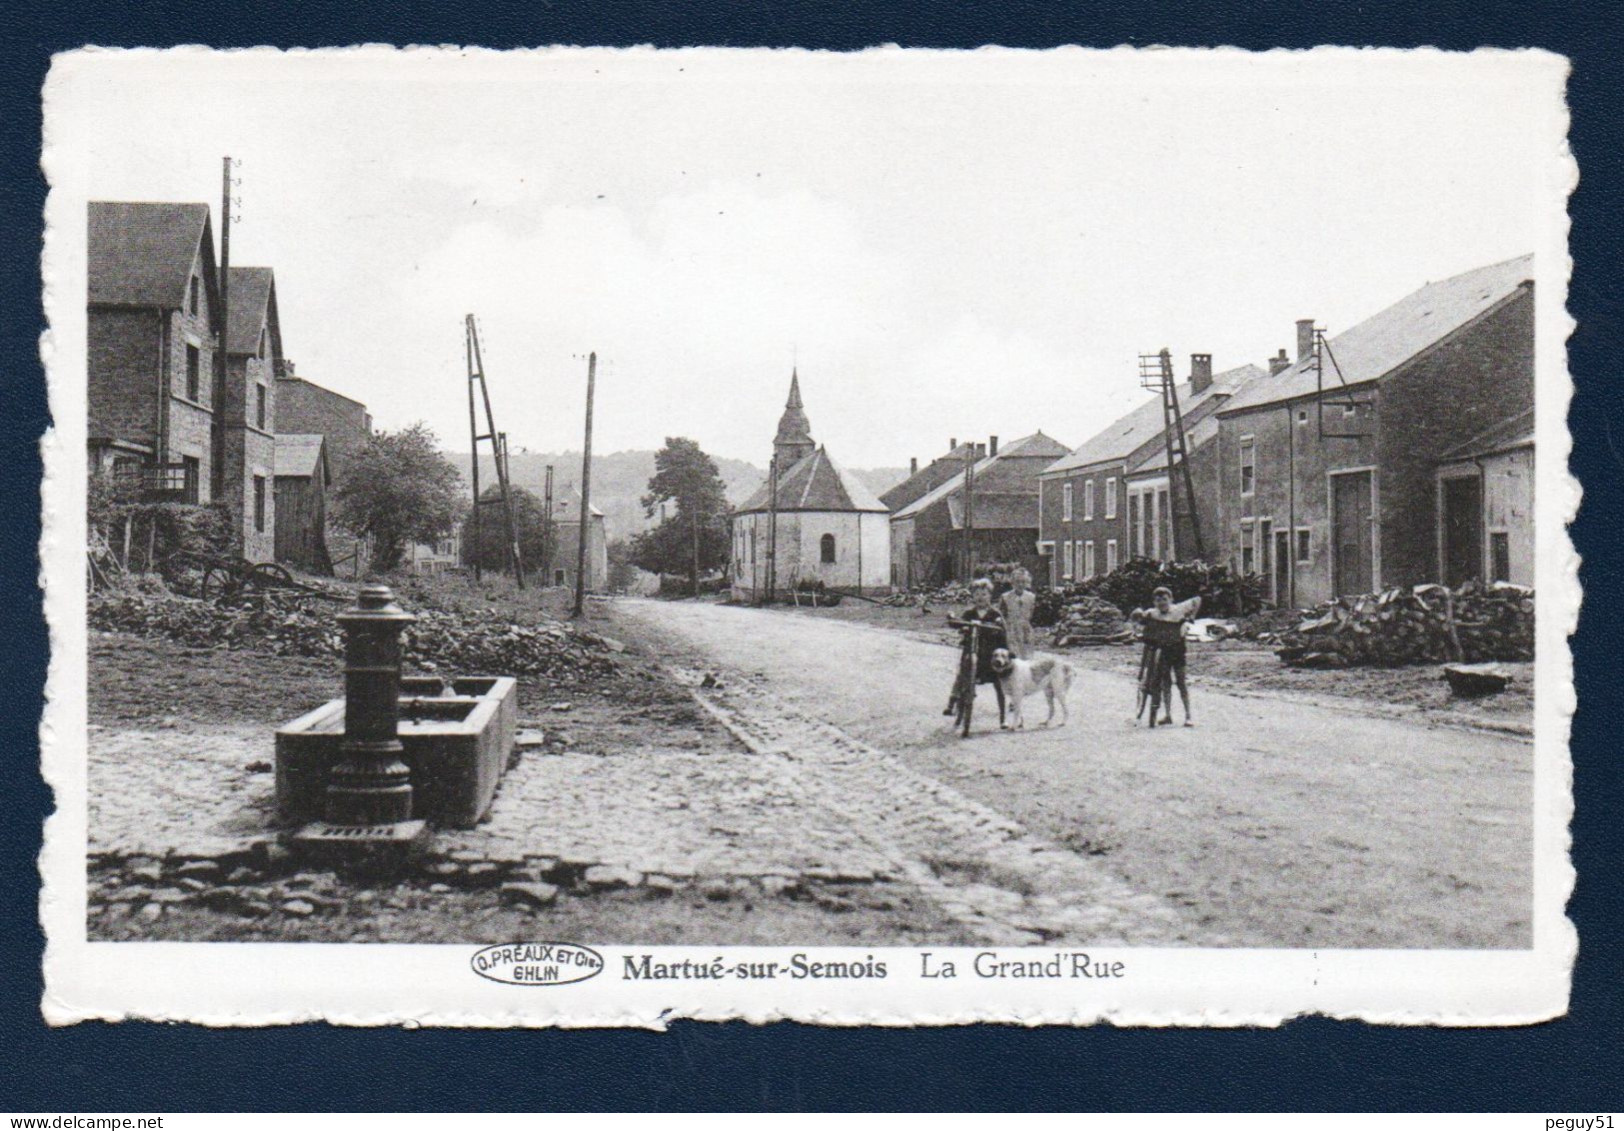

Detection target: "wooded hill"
[444, 449, 906, 540]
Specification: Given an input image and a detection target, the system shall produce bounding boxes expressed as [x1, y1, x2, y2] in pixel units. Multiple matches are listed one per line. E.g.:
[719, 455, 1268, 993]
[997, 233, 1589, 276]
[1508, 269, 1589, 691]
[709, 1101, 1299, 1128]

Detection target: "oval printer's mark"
[470, 942, 605, 986]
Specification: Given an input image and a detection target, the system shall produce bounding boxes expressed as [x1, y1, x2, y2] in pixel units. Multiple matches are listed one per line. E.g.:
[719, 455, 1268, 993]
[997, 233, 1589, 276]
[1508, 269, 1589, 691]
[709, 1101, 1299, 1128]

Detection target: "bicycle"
[1137, 640, 1175, 727]
[945, 618, 984, 737]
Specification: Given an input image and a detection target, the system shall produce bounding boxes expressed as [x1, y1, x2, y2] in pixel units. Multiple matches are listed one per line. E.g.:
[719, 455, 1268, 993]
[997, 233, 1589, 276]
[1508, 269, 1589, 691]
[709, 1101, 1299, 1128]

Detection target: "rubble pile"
[1049, 595, 1131, 646]
[89, 586, 620, 684]
[1274, 581, 1534, 669]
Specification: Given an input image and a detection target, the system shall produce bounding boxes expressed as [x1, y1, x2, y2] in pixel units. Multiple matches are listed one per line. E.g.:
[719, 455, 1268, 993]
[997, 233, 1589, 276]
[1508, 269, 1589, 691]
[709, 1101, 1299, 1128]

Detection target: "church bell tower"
[772, 369, 816, 470]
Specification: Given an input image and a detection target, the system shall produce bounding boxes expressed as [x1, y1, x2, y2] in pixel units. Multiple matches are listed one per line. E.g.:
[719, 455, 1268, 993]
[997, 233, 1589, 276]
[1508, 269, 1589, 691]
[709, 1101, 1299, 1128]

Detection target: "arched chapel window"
[820, 533, 836, 563]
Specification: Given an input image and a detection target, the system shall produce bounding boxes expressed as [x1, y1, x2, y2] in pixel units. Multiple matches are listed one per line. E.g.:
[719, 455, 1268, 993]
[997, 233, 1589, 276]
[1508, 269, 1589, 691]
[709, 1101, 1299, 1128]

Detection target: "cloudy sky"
[51, 47, 1564, 468]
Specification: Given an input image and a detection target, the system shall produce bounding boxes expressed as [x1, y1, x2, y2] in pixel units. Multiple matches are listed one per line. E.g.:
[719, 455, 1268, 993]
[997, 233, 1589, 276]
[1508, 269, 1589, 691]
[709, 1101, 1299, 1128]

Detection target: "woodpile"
[1274, 581, 1534, 669]
[1051, 595, 1131, 646]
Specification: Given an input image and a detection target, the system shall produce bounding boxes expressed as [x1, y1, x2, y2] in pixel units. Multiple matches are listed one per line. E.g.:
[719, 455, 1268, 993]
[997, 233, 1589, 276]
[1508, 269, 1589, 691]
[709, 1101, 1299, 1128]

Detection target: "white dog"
[988, 647, 1074, 729]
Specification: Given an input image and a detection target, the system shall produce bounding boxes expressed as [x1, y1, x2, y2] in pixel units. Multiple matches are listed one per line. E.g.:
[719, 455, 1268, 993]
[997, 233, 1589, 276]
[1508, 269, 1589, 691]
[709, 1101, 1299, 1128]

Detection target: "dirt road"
[610, 598, 1533, 948]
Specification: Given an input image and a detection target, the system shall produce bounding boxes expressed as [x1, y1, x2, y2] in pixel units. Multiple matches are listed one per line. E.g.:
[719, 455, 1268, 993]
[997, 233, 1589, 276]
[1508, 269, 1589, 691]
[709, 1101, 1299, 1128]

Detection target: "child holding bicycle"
[1130, 586, 1202, 727]
[943, 578, 1008, 726]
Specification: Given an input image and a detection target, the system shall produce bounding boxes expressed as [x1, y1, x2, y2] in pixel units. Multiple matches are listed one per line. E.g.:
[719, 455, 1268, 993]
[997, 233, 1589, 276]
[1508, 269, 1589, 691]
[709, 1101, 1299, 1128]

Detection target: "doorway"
[1331, 470, 1375, 597]
[1442, 475, 1484, 586]
[1273, 530, 1291, 607]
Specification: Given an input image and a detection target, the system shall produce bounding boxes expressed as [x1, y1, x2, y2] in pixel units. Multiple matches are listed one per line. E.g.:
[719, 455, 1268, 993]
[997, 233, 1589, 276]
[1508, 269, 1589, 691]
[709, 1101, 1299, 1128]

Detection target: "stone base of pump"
[275, 676, 519, 829]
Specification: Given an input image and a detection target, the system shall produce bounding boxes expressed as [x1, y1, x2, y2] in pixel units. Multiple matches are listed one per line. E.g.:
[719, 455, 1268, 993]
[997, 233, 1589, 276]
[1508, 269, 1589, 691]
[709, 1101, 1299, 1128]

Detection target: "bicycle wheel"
[956, 680, 975, 737]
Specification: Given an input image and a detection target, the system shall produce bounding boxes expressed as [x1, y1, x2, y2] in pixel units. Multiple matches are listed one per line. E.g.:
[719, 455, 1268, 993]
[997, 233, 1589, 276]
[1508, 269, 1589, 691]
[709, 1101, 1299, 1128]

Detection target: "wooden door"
[1274, 530, 1291, 606]
[1331, 471, 1374, 596]
[1442, 475, 1484, 586]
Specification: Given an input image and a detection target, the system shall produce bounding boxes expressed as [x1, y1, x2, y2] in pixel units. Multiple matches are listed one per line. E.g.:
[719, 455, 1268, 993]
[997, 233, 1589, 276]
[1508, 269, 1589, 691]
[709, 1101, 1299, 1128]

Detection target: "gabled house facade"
[544, 487, 609, 592]
[87, 201, 223, 503]
[1213, 254, 1534, 607]
[222, 266, 281, 561]
[1037, 356, 1266, 587]
[890, 432, 1070, 588]
[273, 366, 374, 576]
[880, 439, 983, 513]
[273, 433, 332, 573]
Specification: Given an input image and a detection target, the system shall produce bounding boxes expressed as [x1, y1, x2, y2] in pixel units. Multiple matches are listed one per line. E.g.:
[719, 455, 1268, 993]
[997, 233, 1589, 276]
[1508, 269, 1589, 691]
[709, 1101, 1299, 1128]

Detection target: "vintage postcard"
[40, 45, 1576, 1026]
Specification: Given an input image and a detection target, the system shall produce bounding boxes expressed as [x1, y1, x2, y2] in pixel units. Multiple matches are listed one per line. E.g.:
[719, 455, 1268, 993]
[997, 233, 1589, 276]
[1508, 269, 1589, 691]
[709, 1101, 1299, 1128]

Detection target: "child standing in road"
[1131, 586, 1202, 727]
[999, 567, 1037, 660]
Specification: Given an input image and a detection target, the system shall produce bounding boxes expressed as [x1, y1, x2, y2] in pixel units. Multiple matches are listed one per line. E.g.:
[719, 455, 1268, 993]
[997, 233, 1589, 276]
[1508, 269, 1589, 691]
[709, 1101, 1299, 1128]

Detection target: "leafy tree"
[606, 536, 640, 592]
[630, 436, 730, 595]
[333, 422, 463, 573]
[463, 485, 554, 576]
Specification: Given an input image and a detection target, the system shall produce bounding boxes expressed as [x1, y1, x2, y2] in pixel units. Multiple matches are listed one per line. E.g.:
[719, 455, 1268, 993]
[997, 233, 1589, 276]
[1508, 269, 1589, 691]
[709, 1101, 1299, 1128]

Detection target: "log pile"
[1274, 581, 1534, 669]
[1050, 595, 1131, 647]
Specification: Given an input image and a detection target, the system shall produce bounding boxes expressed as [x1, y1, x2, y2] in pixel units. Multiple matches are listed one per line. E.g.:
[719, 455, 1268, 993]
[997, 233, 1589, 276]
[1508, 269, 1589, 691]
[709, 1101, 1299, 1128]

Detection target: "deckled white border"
[39, 44, 1579, 1028]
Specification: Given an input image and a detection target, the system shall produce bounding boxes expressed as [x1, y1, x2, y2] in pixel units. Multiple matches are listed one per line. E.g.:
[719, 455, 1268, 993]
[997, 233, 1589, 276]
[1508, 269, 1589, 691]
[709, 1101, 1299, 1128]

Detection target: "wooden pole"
[465, 319, 482, 582]
[542, 463, 554, 586]
[573, 352, 596, 618]
[214, 156, 232, 504]
[766, 454, 778, 604]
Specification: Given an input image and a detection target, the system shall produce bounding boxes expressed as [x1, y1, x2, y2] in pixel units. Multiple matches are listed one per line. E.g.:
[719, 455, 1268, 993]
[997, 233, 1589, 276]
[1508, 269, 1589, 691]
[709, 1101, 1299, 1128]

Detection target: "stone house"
[1037, 357, 1266, 587]
[1213, 254, 1534, 607]
[1434, 408, 1535, 588]
[87, 201, 223, 504]
[730, 373, 890, 599]
[221, 266, 281, 561]
[543, 487, 609, 591]
[889, 432, 1070, 589]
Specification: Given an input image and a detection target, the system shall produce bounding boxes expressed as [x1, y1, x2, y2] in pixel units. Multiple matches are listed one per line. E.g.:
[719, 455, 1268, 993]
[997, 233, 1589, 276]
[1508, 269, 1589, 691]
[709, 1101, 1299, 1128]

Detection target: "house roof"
[891, 432, 1071, 521]
[945, 492, 1040, 531]
[275, 433, 328, 481]
[1130, 413, 1222, 475]
[879, 441, 982, 510]
[225, 266, 276, 354]
[1438, 407, 1535, 463]
[735, 446, 888, 514]
[1220, 254, 1535, 416]
[1044, 362, 1265, 476]
[88, 201, 217, 312]
[551, 486, 605, 520]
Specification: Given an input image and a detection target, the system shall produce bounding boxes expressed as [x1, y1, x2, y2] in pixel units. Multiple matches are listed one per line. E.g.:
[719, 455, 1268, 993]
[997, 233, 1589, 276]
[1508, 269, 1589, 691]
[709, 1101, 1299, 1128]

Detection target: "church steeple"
[773, 368, 816, 469]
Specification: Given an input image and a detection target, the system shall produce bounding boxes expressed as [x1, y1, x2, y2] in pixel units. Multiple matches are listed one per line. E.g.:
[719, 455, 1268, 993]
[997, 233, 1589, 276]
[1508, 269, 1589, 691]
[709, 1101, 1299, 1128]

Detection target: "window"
[1491, 532, 1511, 583]
[1104, 477, 1117, 519]
[255, 383, 267, 430]
[185, 345, 201, 401]
[1083, 479, 1095, 521]
[1128, 494, 1141, 557]
[1240, 438, 1256, 496]
[1105, 539, 1118, 573]
[1084, 540, 1095, 579]
[1297, 409, 1309, 425]
[820, 533, 836, 563]
[253, 476, 266, 533]
[1157, 488, 1170, 559]
[1241, 522, 1255, 574]
[1062, 482, 1073, 522]
[181, 456, 200, 505]
[188, 275, 199, 316]
[1061, 540, 1074, 580]
[1296, 528, 1311, 563]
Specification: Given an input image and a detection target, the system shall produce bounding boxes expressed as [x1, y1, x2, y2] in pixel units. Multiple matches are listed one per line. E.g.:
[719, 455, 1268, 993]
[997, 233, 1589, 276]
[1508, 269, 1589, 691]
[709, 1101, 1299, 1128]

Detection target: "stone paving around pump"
[86, 669, 1190, 945]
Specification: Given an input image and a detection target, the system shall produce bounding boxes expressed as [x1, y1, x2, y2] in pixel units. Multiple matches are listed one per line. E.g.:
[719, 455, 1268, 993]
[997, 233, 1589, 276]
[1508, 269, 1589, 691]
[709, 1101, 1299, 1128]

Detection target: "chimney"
[1190, 353, 1213, 395]
[1269, 348, 1291, 376]
[275, 358, 296, 379]
[989, 435, 999, 457]
[975, 442, 986, 458]
[1296, 319, 1316, 361]
[910, 456, 918, 475]
[949, 437, 957, 452]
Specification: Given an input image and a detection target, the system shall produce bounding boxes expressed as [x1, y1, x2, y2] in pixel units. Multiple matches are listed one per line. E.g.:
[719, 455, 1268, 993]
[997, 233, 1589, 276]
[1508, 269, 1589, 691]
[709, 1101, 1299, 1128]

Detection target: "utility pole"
[465, 315, 524, 586]
[962, 445, 977, 580]
[213, 155, 234, 503]
[541, 463, 555, 586]
[465, 324, 482, 582]
[573, 352, 596, 618]
[766, 454, 778, 604]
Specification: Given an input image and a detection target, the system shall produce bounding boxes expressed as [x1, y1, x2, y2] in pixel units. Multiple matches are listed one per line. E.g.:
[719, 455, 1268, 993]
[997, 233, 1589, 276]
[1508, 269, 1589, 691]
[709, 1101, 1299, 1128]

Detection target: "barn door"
[1331, 471, 1374, 596]
[1442, 475, 1484, 587]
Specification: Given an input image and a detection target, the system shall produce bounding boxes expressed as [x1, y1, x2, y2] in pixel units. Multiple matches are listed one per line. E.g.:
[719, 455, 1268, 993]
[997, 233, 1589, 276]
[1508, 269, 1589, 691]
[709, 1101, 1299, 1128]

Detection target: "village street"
[608, 597, 1534, 949]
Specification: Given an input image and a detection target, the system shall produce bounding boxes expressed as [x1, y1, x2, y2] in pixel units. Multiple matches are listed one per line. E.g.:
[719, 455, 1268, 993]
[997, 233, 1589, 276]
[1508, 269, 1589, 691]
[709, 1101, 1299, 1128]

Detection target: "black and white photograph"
[42, 46, 1574, 1026]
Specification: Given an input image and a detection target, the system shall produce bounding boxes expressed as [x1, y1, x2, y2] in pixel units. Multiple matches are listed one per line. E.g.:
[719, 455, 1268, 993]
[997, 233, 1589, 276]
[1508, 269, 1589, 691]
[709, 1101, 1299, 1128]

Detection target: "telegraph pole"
[573, 353, 596, 618]
[541, 463, 555, 586]
[214, 155, 234, 502]
[766, 454, 778, 604]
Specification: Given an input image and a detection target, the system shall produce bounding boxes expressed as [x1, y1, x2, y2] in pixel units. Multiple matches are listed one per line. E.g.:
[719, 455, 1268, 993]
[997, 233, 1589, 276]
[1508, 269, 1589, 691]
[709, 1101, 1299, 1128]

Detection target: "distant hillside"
[446, 450, 907, 539]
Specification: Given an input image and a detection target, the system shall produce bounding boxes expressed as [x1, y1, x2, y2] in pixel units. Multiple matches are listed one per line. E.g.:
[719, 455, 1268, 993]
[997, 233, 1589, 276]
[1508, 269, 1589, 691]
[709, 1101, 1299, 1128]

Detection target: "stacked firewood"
[1274, 581, 1534, 669]
[1050, 595, 1131, 646]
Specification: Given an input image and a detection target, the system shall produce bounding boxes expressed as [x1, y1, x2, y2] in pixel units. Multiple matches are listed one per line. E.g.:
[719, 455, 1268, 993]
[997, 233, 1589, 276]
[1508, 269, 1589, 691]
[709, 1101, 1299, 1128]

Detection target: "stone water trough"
[276, 675, 518, 829]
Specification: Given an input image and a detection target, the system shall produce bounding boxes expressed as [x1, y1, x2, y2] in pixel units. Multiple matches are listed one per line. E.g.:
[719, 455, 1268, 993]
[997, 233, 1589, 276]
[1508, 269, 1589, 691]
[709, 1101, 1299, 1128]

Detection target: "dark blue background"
[5, 3, 1620, 1112]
